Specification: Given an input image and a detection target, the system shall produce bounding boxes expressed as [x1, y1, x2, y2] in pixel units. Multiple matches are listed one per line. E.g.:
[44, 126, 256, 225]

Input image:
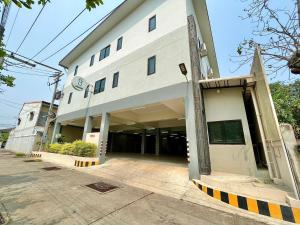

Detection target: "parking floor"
[0, 152, 284, 225]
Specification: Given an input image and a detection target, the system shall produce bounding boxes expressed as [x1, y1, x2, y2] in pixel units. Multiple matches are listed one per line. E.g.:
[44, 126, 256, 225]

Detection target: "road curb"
[193, 179, 300, 224]
[74, 160, 99, 167]
[30, 153, 42, 158]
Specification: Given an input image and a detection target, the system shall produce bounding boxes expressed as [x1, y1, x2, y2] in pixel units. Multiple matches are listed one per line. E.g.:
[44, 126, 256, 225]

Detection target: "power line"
[31, 8, 86, 60]
[41, 9, 113, 62]
[4, 60, 54, 75]
[4, 69, 51, 77]
[6, 8, 20, 45]
[16, 4, 46, 53]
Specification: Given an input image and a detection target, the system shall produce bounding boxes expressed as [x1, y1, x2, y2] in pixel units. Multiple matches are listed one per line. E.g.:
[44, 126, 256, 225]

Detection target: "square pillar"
[82, 116, 93, 141]
[51, 122, 61, 144]
[141, 129, 146, 155]
[98, 113, 110, 164]
[185, 86, 201, 180]
[155, 128, 160, 156]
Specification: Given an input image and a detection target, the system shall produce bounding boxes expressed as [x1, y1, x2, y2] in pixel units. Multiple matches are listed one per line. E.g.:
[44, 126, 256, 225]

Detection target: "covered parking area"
[53, 98, 189, 164]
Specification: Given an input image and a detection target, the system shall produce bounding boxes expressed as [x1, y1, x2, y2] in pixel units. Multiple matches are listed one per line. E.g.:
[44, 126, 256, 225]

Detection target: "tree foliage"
[234, 0, 299, 76]
[270, 80, 300, 138]
[0, 132, 9, 142]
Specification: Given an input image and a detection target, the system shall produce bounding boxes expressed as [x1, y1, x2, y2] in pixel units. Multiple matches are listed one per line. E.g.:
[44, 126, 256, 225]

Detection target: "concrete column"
[98, 113, 110, 164]
[155, 128, 160, 156]
[51, 122, 61, 144]
[141, 130, 146, 155]
[185, 85, 201, 180]
[82, 116, 93, 141]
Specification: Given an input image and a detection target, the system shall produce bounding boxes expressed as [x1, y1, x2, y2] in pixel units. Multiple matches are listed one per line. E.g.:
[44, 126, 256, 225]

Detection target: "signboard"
[71, 76, 88, 91]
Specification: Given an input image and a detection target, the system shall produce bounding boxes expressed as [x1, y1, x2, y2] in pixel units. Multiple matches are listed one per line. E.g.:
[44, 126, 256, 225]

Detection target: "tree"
[0, 0, 103, 90]
[0, 132, 9, 142]
[270, 80, 300, 138]
[235, 0, 300, 76]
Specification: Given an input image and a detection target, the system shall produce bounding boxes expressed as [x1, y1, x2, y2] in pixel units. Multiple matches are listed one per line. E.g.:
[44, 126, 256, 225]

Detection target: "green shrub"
[48, 143, 62, 153]
[15, 153, 26, 157]
[60, 143, 74, 155]
[72, 140, 96, 157]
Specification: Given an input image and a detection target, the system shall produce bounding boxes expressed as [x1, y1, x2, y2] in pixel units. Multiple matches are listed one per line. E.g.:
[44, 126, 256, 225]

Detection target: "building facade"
[6, 101, 57, 154]
[52, 0, 299, 198]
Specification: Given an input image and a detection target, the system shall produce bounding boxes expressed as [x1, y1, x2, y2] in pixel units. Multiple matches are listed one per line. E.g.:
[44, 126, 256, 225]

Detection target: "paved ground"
[0, 152, 286, 225]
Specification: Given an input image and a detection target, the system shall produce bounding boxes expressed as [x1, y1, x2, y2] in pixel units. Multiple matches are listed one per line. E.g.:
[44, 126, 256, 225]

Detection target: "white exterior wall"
[204, 88, 258, 176]
[58, 0, 211, 117]
[5, 102, 42, 154]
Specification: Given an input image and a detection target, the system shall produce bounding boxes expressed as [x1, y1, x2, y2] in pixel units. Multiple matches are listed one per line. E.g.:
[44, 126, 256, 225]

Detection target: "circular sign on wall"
[71, 76, 88, 91]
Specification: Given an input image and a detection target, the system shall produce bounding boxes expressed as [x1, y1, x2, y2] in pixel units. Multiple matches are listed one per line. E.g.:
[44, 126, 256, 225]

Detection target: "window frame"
[207, 120, 246, 145]
[148, 15, 156, 32]
[117, 37, 123, 51]
[74, 65, 78, 76]
[147, 56, 156, 75]
[68, 92, 73, 104]
[90, 55, 95, 67]
[99, 45, 111, 61]
[94, 78, 106, 94]
[29, 112, 34, 121]
[112, 72, 119, 88]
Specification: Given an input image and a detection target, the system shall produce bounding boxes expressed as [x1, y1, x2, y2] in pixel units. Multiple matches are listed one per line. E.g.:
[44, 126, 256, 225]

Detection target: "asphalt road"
[0, 151, 279, 225]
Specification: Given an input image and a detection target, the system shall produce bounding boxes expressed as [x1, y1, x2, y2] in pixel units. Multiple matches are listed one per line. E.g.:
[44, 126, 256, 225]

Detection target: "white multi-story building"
[53, 0, 299, 198]
[6, 101, 57, 154]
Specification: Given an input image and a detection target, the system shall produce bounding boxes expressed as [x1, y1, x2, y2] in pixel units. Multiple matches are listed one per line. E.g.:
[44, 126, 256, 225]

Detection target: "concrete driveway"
[0, 152, 285, 225]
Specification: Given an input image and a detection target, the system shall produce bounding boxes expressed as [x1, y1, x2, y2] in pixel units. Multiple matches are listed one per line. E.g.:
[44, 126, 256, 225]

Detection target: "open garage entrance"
[105, 98, 188, 162]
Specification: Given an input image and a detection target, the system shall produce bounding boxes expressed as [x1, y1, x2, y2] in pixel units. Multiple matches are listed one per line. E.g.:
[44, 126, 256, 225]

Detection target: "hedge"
[48, 141, 97, 157]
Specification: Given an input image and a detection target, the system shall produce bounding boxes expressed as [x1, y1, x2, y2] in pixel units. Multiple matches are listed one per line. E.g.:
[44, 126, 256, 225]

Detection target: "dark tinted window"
[29, 112, 34, 121]
[68, 92, 73, 104]
[99, 45, 110, 61]
[147, 56, 156, 75]
[112, 72, 119, 88]
[94, 78, 106, 94]
[117, 37, 123, 51]
[84, 86, 89, 98]
[90, 55, 95, 67]
[74, 65, 78, 76]
[149, 15, 156, 32]
[208, 120, 245, 145]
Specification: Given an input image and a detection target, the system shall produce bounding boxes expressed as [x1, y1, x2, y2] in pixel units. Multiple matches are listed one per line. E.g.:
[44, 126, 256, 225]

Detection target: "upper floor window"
[74, 65, 78, 76]
[112, 72, 119, 88]
[147, 56, 156, 75]
[68, 92, 73, 104]
[94, 78, 106, 94]
[99, 45, 110, 61]
[149, 15, 156, 32]
[84, 86, 89, 99]
[17, 118, 21, 125]
[29, 112, 34, 121]
[207, 120, 245, 145]
[90, 55, 95, 67]
[117, 37, 123, 51]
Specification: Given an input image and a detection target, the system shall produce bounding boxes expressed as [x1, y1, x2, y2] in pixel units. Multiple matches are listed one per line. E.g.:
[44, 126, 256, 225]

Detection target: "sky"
[0, 0, 297, 129]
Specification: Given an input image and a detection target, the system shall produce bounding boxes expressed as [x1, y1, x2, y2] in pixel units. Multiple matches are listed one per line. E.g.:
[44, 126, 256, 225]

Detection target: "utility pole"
[187, 15, 211, 175]
[39, 72, 62, 151]
[0, 1, 11, 66]
[298, 0, 300, 27]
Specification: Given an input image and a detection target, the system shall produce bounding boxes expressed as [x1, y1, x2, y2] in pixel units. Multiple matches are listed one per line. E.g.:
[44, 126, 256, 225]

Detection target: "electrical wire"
[16, 4, 47, 53]
[6, 8, 20, 45]
[4, 60, 54, 75]
[4, 69, 51, 77]
[31, 8, 86, 60]
[41, 9, 113, 62]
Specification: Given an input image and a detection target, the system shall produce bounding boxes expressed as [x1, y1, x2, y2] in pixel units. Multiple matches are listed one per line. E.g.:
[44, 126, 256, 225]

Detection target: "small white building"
[52, 0, 299, 198]
[6, 101, 58, 154]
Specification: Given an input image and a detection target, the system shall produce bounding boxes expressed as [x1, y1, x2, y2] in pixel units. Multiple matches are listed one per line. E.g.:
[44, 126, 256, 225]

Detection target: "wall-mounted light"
[179, 63, 188, 76]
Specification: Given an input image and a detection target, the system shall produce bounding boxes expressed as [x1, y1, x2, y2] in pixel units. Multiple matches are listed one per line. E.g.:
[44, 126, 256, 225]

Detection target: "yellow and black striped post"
[74, 160, 99, 167]
[193, 180, 300, 224]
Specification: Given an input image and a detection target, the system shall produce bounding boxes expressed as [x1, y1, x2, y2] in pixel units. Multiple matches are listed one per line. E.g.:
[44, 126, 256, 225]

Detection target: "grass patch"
[15, 153, 26, 158]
